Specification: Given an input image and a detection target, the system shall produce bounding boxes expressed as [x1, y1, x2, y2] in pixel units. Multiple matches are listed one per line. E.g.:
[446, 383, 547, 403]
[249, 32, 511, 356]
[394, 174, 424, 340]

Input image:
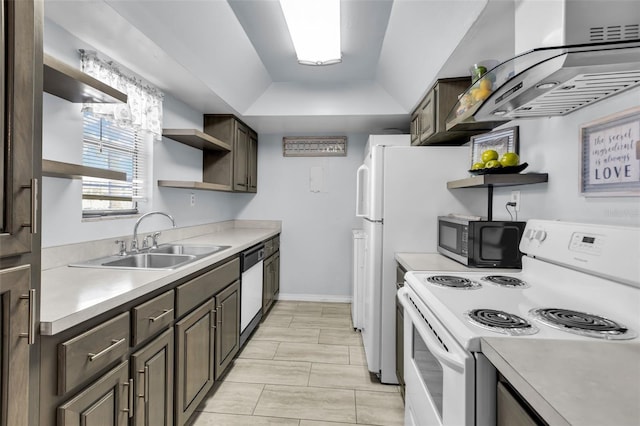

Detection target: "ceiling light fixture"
[279, 0, 341, 66]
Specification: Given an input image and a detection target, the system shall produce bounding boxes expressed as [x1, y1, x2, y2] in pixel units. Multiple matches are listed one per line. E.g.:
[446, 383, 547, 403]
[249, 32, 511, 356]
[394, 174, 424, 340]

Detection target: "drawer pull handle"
[19, 289, 36, 345]
[144, 365, 150, 403]
[87, 338, 126, 362]
[148, 309, 173, 323]
[122, 378, 134, 417]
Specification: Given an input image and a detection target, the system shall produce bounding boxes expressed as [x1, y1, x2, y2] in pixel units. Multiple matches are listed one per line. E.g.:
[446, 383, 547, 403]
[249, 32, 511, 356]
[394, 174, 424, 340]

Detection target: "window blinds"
[82, 113, 147, 214]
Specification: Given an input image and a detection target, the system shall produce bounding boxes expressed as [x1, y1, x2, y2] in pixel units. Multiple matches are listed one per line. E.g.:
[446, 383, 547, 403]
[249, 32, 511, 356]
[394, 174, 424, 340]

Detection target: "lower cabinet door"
[0, 265, 32, 426]
[175, 299, 215, 426]
[131, 328, 174, 426]
[273, 253, 280, 297]
[57, 361, 131, 426]
[215, 281, 240, 379]
[262, 256, 273, 313]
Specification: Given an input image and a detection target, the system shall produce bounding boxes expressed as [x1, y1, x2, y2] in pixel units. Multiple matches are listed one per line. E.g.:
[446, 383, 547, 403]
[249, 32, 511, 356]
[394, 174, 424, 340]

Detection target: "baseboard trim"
[276, 293, 352, 303]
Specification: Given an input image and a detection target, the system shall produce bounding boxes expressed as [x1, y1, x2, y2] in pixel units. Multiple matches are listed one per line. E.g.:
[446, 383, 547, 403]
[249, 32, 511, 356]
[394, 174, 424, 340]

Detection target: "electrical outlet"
[190, 193, 196, 207]
[510, 190, 521, 212]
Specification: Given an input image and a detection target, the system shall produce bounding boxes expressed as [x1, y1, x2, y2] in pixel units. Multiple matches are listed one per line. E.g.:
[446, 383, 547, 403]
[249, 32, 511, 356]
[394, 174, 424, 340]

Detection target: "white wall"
[234, 134, 367, 301]
[490, 88, 640, 227]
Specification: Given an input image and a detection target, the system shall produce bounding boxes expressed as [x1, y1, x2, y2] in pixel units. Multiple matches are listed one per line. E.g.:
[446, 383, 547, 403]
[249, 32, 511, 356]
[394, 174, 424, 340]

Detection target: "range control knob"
[534, 230, 547, 242]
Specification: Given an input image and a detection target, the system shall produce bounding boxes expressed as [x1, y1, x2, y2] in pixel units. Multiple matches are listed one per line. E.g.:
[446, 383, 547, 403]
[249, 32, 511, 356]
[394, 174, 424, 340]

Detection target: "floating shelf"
[162, 129, 231, 152]
[42, 159, 127, 181]
[447, 173, 549, 189]
[157, 180, 232, 192]
[43, 54, 128, 104]
[447, 173, 548, 221]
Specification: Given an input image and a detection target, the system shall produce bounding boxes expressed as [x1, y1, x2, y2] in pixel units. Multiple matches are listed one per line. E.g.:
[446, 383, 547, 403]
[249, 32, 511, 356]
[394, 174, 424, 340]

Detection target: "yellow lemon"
[479, 78, 492, 91]
[471, 162, 485, 170]
[499, 152, 520, 167]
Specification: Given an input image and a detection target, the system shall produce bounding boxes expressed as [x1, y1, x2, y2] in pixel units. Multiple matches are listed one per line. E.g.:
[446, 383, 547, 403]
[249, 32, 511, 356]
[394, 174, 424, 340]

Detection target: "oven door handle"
[399, 288, 467, 373]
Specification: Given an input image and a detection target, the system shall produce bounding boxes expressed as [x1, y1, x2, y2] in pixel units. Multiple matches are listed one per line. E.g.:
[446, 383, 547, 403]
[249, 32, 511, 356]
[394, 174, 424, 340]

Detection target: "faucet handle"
[115, 240, 127, 256]
[151, 232, 161, 248]
[142, 234, 153, 249]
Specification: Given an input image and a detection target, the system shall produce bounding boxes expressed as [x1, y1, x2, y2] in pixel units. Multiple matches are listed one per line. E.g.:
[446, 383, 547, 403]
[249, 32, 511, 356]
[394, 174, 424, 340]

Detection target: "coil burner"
[465, 309, 538, 336]
[425, 275, 481, 290]
[530, 308, 637, 340]
[481, 275, 528, 288]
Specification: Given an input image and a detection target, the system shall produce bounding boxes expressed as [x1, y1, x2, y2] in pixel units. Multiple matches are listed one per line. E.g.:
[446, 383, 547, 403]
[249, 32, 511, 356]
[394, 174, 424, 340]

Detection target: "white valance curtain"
[79, 49, 164, 140]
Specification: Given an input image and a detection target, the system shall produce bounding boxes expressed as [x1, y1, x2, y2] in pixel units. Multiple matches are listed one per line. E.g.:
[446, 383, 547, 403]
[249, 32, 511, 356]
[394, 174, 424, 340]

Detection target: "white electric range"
[399, 219, 640, 426]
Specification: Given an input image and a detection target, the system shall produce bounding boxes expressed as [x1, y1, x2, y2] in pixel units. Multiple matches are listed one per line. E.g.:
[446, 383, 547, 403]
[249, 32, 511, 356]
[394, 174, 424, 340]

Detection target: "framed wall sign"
[283, 136, 347, 157]
[469, 126, 519, 168]
[579, 106, 640, 197]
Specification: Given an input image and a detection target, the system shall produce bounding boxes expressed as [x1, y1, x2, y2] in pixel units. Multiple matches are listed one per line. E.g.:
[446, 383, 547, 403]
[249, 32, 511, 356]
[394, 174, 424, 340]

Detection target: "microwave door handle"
[400, 288, 467, 373]
[355, 164, 367, 217]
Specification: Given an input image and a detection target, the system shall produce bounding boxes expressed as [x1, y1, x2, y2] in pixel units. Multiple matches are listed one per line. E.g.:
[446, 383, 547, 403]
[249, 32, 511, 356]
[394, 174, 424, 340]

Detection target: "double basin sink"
[70, 244, 231, 271]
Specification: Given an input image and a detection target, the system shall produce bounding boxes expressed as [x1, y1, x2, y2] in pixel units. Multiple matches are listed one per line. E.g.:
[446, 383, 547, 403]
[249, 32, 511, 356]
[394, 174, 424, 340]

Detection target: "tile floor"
[191, 301, 405, 426]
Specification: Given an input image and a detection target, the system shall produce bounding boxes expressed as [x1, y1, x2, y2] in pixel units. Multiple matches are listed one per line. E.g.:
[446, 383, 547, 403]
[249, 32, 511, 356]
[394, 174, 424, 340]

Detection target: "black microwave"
[437, 216, 526, 268]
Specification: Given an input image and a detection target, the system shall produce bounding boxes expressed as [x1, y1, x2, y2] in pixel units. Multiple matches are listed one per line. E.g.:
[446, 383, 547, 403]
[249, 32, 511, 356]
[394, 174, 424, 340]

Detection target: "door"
[175, 299, 215, 425]
[131, 328, 173, 426]
[58, 361, 131, 426]
[232, 121, 248, 191]
[247, 131, 258, 192]
[273, 253, 279, 298]
[215, 281, 240, 379]
[0, 265, 33, 426]
[0, 0, 39, 258]
[361, 218, 383, 375]
[262, 255, 273, 313]
[418, 90, 435, 142]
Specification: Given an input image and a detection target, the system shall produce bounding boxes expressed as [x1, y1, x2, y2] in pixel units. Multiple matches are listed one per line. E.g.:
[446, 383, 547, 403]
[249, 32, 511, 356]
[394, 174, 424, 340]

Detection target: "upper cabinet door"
[232, 122, 249, 191]
[0, 0, 41, 258]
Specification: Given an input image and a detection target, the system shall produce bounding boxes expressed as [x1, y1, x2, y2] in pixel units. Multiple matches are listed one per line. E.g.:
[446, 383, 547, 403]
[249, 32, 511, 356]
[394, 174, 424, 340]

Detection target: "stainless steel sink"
[149, 244, 231, 256]
[101, 253, 195, 269]
[69, 244, 231, 270]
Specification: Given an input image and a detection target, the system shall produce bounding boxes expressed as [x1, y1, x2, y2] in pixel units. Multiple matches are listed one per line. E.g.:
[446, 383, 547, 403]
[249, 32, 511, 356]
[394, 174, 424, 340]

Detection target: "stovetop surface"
[404, 256, 640, 351]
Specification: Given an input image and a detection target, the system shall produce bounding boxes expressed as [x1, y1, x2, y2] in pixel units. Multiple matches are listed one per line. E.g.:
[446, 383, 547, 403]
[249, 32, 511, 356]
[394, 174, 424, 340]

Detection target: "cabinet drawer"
[176, 258, 240, 317]
[58, 312, 130, 395]
[132, 290, 175, 346]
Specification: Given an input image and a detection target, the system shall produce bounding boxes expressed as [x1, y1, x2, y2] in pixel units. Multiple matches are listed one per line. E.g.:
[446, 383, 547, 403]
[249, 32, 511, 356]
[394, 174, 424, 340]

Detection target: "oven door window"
[413, 325, 444, 418]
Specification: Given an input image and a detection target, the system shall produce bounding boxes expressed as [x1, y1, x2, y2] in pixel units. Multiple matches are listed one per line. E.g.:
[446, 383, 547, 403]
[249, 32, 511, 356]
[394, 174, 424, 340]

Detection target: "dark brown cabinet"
[410, 77, 471, 146]
[1, 1, 42, 426]
[203, 114, 258, 193]
[175, 299, 216, 426]
[214, 280, 240, 379]
[0, 265, 34, 426]
[57, 361, 131, 426]
[131, 328, 174, 426]
[262, 236, 280, 315]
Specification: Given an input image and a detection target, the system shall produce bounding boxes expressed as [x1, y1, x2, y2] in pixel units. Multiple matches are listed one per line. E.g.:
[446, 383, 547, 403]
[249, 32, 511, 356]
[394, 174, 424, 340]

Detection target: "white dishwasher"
[240, 243, 264, 347]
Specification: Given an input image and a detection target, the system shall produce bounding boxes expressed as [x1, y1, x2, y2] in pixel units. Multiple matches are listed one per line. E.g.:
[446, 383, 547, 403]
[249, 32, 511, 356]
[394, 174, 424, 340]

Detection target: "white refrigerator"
[355, 135, 484, 384]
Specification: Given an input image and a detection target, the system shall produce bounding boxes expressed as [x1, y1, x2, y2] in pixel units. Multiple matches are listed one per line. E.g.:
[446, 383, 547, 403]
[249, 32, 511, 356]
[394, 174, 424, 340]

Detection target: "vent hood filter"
[446, 40, 640, 126]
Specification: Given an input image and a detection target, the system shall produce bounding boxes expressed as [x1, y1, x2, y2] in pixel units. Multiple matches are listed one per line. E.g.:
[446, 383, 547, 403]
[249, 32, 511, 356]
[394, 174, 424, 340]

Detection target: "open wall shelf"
[42, 159, 127, 181]
[447, 173, 549, 220]
[162, 129, 231, 152]
[43, 54, 128, 104]
[157, 180, 232, 192]
[447, 173, 549, 189]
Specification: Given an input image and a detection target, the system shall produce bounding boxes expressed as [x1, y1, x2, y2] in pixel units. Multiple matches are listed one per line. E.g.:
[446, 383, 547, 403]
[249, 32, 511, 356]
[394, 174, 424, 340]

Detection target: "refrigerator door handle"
[355, 164, 368, 217]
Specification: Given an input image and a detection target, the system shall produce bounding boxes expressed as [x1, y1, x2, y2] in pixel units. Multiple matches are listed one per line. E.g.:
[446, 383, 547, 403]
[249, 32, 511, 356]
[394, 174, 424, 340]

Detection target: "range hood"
[446, 0, 640, 127]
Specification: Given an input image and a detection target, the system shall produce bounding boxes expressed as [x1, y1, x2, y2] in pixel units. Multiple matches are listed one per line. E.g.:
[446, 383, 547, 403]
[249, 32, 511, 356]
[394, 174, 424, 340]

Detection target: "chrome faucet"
[131, 211, 176, 252]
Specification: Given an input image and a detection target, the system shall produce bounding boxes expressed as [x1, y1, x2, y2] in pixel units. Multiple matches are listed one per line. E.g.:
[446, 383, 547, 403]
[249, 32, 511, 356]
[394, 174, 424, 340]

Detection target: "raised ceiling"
[43, 0, 514, 134]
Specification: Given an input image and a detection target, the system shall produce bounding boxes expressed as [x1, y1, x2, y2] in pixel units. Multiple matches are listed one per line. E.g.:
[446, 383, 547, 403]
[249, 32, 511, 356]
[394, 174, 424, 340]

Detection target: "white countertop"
[41, 226, 279, 335]
[481, 337, 640, 426]
[395, 252, 519, 273]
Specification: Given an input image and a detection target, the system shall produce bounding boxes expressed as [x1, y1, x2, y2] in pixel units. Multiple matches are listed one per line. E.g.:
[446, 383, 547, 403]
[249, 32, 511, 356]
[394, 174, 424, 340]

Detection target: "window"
[82, 113, 149, 217]
[79, 50, 163, 218]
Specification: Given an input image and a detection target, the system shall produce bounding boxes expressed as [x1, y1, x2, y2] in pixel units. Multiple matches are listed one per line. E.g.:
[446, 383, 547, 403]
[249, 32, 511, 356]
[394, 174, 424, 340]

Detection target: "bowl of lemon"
[469, 150, 528, 175]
